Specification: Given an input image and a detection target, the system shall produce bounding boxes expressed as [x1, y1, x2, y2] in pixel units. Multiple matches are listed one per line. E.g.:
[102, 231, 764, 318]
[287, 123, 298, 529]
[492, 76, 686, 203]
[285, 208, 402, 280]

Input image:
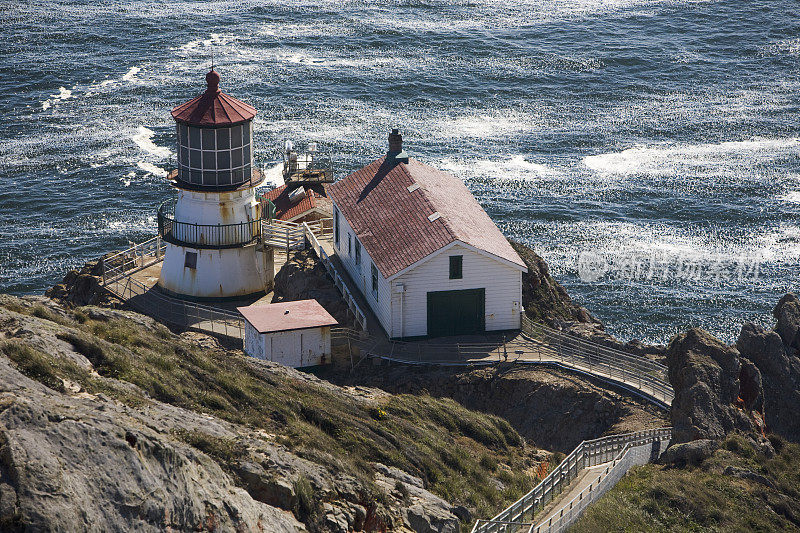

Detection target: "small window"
[348, 233, 352, 255]
[355, 240, 361, 265]
[371, 263, 379, 301]
[184, 252, 198, 269]
[449, 255, 463, 279]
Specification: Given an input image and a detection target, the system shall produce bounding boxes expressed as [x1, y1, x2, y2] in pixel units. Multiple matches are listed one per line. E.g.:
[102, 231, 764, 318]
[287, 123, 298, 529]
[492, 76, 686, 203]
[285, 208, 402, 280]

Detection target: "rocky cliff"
[666, 328, 764, 445]
[736, 293, 800, 442]
[0, 295, 545, 532]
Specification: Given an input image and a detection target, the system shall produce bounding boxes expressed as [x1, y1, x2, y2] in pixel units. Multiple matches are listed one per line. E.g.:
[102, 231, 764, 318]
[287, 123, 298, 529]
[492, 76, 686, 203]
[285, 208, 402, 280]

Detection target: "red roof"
[261, 185, 332, 221]
[171, 70, 256, 127]
[237, 300, 338, 333]
[327, 155, 526, 278]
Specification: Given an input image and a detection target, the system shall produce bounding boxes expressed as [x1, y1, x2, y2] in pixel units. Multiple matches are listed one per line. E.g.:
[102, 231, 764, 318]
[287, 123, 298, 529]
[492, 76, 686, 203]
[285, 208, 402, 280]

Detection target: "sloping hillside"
[0, 295, 549, 532]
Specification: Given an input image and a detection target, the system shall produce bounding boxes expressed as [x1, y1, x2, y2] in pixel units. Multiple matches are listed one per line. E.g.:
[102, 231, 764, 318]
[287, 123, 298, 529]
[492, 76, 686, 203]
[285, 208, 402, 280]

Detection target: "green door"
[427, 288, 485, 337]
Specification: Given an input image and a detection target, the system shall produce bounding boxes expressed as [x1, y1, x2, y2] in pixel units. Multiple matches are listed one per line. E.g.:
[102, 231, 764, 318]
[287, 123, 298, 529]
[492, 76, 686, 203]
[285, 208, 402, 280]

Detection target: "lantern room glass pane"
[232, 148, 243, 168]
[231, 125, 242, 148]
[189, 149, 201, 169]
[243, 124, 251, 145]
[179, 145, 189, 166]
[216, 128, 230, 150]
[203, 150, 216, 170]
[179, 123, 188, 145]
[217, 151, 230, 169]
[243, 144, 251, 163]
[190, 170, 202, 183]
[189, 127, 201, 149]
[202, 129, 216, 150]
[218, 170, 232, 185]
[232, 168, 243, 183]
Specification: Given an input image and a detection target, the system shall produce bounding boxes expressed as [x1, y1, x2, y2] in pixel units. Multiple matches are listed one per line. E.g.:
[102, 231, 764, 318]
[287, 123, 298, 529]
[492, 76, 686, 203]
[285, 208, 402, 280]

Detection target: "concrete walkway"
[532, 462, 610, 531]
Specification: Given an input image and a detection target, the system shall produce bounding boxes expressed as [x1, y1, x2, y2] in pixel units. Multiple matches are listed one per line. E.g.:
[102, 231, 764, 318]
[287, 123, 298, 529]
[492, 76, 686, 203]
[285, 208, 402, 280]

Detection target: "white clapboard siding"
[392, 243, 522, 337]
[333, 203, 393, 335]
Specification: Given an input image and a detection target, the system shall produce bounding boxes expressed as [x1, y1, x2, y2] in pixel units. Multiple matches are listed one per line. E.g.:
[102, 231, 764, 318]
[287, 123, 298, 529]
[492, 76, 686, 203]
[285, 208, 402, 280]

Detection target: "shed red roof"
[261, 184, 332, 221]
[327, 155, 526, 278]
[237, 300, 338, 334]
[171, 70, 256, 127]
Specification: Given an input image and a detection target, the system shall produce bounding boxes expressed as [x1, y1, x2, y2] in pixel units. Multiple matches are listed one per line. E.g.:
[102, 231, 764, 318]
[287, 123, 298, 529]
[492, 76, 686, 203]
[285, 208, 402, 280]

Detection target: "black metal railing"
[157, 200, 263, 249]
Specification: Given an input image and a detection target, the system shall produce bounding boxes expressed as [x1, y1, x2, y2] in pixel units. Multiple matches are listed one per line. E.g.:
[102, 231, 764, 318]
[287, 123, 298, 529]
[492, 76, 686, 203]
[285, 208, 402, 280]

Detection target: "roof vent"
[407, 183, 420, 192]
[428, 212, 441, 222]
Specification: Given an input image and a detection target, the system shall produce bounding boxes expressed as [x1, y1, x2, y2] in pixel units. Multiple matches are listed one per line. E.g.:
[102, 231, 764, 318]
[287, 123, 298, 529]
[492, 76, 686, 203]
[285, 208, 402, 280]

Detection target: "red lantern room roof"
[171, 70, 257, 127]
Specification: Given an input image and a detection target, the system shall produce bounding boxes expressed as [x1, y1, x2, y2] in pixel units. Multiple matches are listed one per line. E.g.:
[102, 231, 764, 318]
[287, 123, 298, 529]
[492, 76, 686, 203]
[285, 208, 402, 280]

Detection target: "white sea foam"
[779, 191, 800, 204]
[121, 171, 136, 187]
[136, 161, 168, 178]
[584, 138, 800, 177]
[131, 126, 172, 159]
[178, 33, 233, 53]
[260, 162, 285, 187]
[41, 86, 73, 110]
[122, 67, 140, 81]
[440, 155, 556, 181]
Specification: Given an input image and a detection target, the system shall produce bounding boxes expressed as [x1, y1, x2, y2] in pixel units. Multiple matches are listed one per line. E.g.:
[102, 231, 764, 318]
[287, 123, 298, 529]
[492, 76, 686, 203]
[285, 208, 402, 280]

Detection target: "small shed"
[237, 300, 338, 367]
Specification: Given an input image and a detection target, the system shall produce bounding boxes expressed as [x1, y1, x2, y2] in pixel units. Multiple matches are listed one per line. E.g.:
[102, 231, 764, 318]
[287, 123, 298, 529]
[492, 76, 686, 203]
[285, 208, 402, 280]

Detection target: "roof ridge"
[401, 159, 458, 242]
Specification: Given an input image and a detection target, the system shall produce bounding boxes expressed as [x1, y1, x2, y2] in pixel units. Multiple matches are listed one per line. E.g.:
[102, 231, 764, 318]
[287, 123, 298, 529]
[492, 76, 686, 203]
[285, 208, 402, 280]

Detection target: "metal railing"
[99, 238, 245, 341]
[157, 199, 263, 249]
[303, 222, 368, 332]
[530, 433, 668, 533]
[471, 428, 672, 533]
[104, 272, 245, 340]
[100, 236, 166, 285]
[520, 315, 672, 408]
[262, 219, 307, 251]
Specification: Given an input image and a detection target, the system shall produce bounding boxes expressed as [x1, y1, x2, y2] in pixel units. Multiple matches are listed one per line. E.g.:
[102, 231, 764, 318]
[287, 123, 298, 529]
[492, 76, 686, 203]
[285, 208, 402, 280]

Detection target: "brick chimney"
[388, 128, 403, 153]
[387, 128, 408, 163]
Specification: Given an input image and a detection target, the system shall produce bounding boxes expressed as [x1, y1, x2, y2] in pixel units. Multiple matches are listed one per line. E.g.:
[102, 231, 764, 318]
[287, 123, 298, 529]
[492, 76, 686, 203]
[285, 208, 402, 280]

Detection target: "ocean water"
[2, 0, 798, 345]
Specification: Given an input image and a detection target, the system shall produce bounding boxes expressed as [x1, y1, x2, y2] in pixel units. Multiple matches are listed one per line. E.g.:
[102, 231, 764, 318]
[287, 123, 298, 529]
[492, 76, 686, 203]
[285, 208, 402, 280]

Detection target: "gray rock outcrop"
[667, 328, 763, 444]
[272, 249, 354, 328]
[0, 348, 305, 532]
[736, 294, 800, 442]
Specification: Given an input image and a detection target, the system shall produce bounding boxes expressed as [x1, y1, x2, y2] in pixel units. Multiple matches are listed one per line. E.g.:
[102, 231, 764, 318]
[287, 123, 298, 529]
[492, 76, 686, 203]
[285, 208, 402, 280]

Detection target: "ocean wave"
[177, 33, 235, 54]
[136, 161, 168, 178]
[41, 86, 74, 110]
[122, 66, 141, 81]
[583, 138, 800, 177]
[440, 155, 557, 181]
[131, 126, 172, 159]
[779, 191, 800, 204]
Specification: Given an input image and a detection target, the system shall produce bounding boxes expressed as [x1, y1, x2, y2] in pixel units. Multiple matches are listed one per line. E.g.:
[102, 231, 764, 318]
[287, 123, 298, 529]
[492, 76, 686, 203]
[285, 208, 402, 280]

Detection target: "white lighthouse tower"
[157, 70, 268, 300]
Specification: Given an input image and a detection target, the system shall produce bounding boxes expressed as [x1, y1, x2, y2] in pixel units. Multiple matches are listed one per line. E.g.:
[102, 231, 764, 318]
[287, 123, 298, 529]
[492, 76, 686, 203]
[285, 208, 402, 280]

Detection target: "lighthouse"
[157, 70, 269, 300]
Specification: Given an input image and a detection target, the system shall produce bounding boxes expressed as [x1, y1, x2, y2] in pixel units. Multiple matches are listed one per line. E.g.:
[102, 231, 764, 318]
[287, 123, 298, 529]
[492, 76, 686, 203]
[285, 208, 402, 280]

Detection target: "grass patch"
[572, 434, 800, 532]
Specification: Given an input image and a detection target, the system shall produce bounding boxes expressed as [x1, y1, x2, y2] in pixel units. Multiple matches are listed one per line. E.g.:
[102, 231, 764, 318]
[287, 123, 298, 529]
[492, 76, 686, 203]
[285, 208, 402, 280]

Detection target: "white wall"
[244, 322, 265, 359]
[392, 243, 522, 338]
[244, 324, 332, 367]
[332, 203, 392, 335]
[158, 242, 266, 298]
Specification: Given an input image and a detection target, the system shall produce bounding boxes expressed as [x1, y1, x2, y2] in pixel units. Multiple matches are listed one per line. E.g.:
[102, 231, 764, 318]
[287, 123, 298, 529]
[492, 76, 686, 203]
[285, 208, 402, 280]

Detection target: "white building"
[238, 300, 338, 367]
[157, 70, 270, 300]
[326, 130, 527, 339]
